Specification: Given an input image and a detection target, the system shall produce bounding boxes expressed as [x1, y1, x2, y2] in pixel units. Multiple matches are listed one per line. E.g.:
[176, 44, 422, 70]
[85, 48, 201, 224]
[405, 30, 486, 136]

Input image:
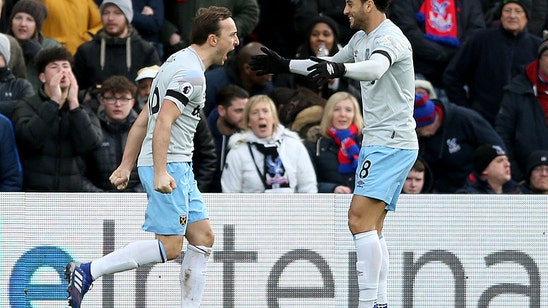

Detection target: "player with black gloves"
[250, 1, 418, 308]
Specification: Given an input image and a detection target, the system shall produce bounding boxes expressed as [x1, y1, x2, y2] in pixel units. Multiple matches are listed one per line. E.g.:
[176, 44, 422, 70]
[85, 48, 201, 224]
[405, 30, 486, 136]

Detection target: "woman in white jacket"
[221, 95, 318, 193]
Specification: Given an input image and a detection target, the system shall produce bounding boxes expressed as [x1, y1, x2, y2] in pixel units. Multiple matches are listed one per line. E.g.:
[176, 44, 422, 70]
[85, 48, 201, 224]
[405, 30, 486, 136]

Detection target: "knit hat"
[9, 0, 48, 34]
[473, 144, 506, 174]
[135, 65, 160, 81]
[501, 0, 531, 19]
[0, 33, 11, 64]
[525, 150, 548, 177]
[414, 79, 437, 99]
[413, 93, 436, 128]
[100, 0, 133, 23]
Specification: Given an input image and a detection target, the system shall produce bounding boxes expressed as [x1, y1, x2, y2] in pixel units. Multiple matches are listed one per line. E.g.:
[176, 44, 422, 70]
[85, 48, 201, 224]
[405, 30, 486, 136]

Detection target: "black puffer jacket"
[73, 27, 161, 90]
[81, 108, 143, 192]
[12, 89, 102, 191]
[0, 67, 34, 119]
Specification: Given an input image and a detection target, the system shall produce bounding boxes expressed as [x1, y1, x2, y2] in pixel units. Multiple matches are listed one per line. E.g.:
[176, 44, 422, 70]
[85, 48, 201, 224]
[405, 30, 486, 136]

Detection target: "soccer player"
[64, 6, 239, 308]
[250, 0, 418, 307]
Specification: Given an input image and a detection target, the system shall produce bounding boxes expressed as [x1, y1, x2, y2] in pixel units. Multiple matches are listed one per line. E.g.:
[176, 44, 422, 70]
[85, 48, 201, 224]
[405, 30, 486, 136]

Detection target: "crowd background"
[0, 0, 547, 195]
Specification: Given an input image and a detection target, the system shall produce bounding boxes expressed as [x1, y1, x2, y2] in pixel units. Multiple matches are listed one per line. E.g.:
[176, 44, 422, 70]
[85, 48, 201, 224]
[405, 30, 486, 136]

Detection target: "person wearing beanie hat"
[473, 144, 507, 175]
[7, 0, 61, 92]
[520, 150, 548, 193]
[416, 94, 505, 192]
[413, 93, 436, 128]
[500, 0, 532, 20]
[443, 0, 540, 126]
[100, 0, 133, 23]
[8, 0, 48, 40]
[457, 144, 522, 194]
[415, 78, 437, 99]
[72, 0, 160, 91]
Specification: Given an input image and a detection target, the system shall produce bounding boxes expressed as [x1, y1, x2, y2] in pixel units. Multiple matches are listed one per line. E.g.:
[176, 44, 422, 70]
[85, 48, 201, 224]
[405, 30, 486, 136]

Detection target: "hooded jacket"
[74, 27, 161, 90]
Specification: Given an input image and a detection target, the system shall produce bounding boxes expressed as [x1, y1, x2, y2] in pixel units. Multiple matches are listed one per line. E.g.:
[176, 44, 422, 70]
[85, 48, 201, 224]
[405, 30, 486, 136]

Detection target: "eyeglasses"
[532, 165, 548, 174]
[102, 96, 133, 105]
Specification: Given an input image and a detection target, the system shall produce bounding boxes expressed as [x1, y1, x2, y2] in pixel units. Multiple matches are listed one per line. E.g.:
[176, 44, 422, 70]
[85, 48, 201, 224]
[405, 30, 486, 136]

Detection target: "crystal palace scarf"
[327, 123, 360, 174]
[526, 60, 548, 125]
[416, 0, 460, 47]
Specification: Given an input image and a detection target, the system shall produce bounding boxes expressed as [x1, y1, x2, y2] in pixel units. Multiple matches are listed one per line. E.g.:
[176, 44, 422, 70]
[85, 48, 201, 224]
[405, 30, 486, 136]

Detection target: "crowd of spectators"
[1, 0, 548, 195]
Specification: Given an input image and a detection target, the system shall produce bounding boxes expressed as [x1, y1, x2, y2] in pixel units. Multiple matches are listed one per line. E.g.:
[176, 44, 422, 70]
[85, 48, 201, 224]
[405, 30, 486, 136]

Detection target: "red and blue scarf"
[416, 0, 460, 47]
[526, 60, 548, 125]
[327, 124, 360, 174]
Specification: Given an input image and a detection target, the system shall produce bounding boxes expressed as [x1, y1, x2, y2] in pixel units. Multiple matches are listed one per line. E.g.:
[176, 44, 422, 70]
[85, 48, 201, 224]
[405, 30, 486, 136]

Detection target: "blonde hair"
[319, 91, 363, 137]
[243, 94, 280, 131]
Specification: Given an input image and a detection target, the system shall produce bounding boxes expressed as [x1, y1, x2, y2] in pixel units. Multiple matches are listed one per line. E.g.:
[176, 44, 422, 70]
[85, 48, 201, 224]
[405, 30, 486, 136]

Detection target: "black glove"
[307, 56, 346, 87]
[249, 47, 290, 76]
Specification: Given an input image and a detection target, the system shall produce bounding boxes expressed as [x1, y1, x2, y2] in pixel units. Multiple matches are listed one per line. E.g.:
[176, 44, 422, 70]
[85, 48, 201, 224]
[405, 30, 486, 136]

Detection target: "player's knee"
[165, 246, 182, 260]
[194, 228, 214, 247]
[159, 238, 184, 260]
[348, 216, 376, 234]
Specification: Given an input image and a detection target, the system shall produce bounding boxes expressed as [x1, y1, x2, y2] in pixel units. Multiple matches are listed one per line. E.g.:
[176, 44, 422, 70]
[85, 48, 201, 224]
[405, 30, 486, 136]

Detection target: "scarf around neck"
[526, 60, 548, 125]
[327, 123, 360, 174]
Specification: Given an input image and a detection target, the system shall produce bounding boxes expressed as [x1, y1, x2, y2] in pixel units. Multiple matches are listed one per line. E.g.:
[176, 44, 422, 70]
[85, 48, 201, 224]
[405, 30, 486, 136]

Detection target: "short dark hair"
[35, 47, 74, 74]
[371, 0, 391, 12]
[190, 6, 232, 45]
[411, 158, 425, 173]
[100, 75, 137, 96]
[217, 84, 249, 108]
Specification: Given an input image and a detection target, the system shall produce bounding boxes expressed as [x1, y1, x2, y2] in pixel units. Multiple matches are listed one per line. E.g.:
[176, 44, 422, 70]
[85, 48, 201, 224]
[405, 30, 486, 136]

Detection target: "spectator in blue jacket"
[0, 113, 22, 191]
